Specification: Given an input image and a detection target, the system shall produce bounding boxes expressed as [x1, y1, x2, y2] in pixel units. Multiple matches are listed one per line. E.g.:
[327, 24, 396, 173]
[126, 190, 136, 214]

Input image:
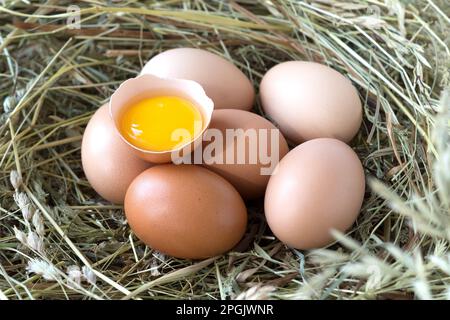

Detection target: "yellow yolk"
[120, 96, 203, 152]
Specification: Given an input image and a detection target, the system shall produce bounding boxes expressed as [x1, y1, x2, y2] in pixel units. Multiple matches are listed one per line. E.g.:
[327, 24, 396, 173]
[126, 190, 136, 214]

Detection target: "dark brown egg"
[124, 165, 247, 259]
[202, 109, 289, 200]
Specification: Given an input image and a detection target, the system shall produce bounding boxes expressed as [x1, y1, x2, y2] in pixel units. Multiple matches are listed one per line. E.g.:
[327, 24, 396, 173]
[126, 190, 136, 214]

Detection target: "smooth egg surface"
[202, 109, 289, 200]
[124, 165, 247, 259]
[140, 48, 255, 110]
[81, 104, 152, 204]
[260, 61, 362, 144]
[264, 138, 365, 249]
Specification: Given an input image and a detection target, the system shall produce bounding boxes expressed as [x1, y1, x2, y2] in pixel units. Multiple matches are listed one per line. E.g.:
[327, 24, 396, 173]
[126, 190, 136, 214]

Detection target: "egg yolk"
[120, 96, 203, 152]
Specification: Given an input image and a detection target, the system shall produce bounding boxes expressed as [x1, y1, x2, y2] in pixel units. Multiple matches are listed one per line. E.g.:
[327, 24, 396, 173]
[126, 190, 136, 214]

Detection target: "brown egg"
[81, 104, 152, 204]
[140, 48, 255, 110]
[260, 61, 362, 144]
[264, 138, 365, 249]
[202, 109, 289, 200]
[124, 165, 247, 259]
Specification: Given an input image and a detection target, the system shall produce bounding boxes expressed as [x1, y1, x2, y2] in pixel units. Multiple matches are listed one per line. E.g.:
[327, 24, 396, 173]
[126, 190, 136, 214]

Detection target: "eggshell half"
[81, 104, 152, 204]
[124, 165, 247, 259]
[141, 48, 255, 110]
[260, 61, 362, 144]
[109, 74, 214, 163]
[264, 138, 365, 249]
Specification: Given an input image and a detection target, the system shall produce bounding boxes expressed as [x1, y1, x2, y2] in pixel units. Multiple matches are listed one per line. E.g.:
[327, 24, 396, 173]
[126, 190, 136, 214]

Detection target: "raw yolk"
[120, 96, 203, 152]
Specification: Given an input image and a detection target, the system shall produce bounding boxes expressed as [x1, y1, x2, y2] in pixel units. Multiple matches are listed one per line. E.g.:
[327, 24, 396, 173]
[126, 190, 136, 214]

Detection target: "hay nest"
[0, 0, 449, 300]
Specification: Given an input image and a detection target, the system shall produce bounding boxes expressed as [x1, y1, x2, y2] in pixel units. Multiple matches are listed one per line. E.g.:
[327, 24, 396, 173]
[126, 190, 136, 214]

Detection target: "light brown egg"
[202, 109, 289, 200]
[260, 61, 362, 144]
[140, 48, 255, 110]
[124, 165, 247, 259]
[81, 104, 152, 204]
[264, 138, 365, 249]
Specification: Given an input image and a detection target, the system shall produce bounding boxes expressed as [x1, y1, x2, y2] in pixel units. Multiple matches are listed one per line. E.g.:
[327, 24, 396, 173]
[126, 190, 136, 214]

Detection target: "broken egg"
[109, 74, 214, 163]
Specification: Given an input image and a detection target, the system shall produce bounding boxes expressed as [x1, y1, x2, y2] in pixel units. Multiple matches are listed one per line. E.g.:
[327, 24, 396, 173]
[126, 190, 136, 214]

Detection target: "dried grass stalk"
[0, 0, 449, 300]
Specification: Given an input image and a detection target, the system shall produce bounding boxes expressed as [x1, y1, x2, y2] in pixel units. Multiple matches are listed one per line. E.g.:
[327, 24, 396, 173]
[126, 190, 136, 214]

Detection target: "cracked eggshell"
[264, 138, 365, 250]
[140, 48, 255, 111]
[81, 104, 152, 204]
[109, 74, 214, 163]
[124, 165, 247, 259]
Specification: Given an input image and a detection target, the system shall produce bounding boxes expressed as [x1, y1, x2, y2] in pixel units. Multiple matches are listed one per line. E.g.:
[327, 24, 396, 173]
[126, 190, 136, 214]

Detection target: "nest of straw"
[0, 0, 449, 300]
